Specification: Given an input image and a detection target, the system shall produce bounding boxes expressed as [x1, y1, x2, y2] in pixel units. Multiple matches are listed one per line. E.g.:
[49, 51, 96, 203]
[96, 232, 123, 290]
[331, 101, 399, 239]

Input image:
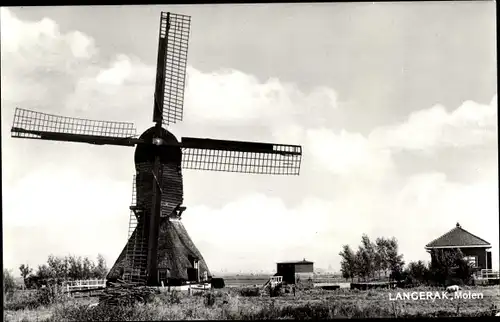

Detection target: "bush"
[4, 285, 69, 311]
[203, 290, 227, 307]
[211, 278, 225, 289]
[270, 284, 283, 297]
[402, 253, 475, 287]
[36, 284, 67, 306]
[52, 302, 153, 321]
[428, 249, 474, 286]
[153, 289, 183, 305]
[239, 287, 260, 297]
[4, 291, 39, 311]
[204, 292, 216, 307]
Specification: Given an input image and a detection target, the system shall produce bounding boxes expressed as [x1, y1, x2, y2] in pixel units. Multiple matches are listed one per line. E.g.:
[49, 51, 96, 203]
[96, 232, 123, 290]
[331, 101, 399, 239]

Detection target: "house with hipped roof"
[425, 222, 492, 271]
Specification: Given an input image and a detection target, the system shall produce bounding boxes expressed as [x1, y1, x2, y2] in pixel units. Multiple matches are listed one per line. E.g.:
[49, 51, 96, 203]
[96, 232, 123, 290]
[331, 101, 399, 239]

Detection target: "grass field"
[221, 274, 347, 287]
[4, 284, 499, 321]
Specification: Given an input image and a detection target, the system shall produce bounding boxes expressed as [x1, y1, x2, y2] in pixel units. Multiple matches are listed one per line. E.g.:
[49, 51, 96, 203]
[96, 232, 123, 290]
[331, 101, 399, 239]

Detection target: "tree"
[351, 234, 378, 281]
[21, 254, 106, 289]
[375, 237, 390, 277]
[386, 237, 405, 281]
[19, 264, 33, 285]
[454, 254, 474, 285]
[428, 248, 473, 286]
[67, 255, 84, 280]
[372, 241, 383, 279]
[3, 269, 16, 297]
[360, 234, 376, 279]
[82, 257, 95, 279]
[404, 260, 429, 286]
[339, 245, 356, 282]
[340, 235, 406, 282]
[353, 248, 365, 281]
[36, 264, 54, 280]
[93, 254, 108, 279]
[47, 255, 68, 283]
[429, 248, 457, 284]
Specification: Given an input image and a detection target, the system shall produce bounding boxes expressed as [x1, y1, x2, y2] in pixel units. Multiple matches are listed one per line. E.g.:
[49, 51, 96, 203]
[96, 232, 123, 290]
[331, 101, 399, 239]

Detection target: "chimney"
[456, 222, 461, 228]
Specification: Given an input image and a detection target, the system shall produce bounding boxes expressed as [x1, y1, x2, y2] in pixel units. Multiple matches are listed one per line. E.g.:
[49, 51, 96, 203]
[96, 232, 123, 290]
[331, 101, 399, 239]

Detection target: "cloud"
[304, 94, 497, 177]
[369, 95, 498, 151]
[95, 54, 134, 85]
[1, 7, 497, 275]
[306, 128, 394, 178]
[184, 67, 339, 128]
[2, 164, 131, 271]
[65, 54, 155, 121]
[1, 8, 98, 105]
[184, 171, 498, 273]
[183, 194, 364, 272]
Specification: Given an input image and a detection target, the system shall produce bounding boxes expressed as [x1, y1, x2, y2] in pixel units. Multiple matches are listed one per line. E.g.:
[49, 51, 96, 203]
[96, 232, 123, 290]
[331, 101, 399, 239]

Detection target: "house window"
[464, 256, 478, 267]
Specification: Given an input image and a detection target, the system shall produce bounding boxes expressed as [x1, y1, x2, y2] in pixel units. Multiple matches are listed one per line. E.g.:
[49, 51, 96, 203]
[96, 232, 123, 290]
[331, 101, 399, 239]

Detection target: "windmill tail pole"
[147, 156, 162, 286]
[146, 7, 169, 284]
[146, 118, 164, 286]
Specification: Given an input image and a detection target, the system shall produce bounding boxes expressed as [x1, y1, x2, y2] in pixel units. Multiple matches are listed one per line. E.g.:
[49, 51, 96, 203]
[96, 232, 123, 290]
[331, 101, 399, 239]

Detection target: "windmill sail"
[153, 12, 191, 126]
[11, 108, 139, 146]
[181, 137, 302, 175]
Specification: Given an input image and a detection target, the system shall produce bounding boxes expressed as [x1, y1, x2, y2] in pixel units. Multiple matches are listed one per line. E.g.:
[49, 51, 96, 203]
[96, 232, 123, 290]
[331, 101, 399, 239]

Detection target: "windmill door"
[187, 257, 199, 282]
[158, 268, 170, 286]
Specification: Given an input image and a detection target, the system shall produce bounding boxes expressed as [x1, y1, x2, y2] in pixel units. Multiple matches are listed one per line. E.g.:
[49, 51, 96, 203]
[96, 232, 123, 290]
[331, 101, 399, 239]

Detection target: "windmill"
[10, 12, 303, 287]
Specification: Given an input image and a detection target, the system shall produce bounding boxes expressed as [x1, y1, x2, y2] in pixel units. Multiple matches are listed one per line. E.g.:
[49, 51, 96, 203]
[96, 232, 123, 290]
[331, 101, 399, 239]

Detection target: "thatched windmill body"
[11, 12, 303, 286]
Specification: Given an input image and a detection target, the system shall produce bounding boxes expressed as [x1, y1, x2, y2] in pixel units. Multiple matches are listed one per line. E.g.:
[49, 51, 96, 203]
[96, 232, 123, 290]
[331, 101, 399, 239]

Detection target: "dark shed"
[276, 259, 314, 285]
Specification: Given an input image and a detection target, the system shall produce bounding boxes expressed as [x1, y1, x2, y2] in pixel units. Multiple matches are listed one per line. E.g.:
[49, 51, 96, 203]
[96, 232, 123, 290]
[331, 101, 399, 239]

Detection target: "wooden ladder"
[124, 175, 148, 284]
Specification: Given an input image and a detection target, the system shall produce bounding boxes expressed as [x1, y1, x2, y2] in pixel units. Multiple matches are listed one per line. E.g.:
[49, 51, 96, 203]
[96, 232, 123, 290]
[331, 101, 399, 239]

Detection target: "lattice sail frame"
[124, 175, 148, 284]
[182, 145, 302, 175]
[154, 12, 191, 126]
[11, 108, 137, 139]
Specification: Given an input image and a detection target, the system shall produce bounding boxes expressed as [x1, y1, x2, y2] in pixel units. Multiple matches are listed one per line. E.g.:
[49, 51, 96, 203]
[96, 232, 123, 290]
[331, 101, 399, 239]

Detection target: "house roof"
[277, 259, 314, 265]
[425, 222, 491, 249]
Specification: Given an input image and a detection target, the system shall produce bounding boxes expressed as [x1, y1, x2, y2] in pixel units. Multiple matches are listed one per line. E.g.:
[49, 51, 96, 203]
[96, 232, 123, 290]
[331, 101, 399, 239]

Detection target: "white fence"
[262, 275, 283, 289]
[475, 269, 499, 280]
[63, 279, 106, 292]
[270, 276, 283, 286]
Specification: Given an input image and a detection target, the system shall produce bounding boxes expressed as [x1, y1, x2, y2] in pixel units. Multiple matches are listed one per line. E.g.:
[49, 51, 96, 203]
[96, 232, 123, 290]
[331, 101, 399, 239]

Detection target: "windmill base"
[107, 214, 211, 286]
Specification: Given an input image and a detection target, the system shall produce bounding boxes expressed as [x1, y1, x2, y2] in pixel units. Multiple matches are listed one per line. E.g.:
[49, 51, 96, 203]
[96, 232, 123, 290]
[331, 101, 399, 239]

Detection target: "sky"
[1, 3, 498, 275]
